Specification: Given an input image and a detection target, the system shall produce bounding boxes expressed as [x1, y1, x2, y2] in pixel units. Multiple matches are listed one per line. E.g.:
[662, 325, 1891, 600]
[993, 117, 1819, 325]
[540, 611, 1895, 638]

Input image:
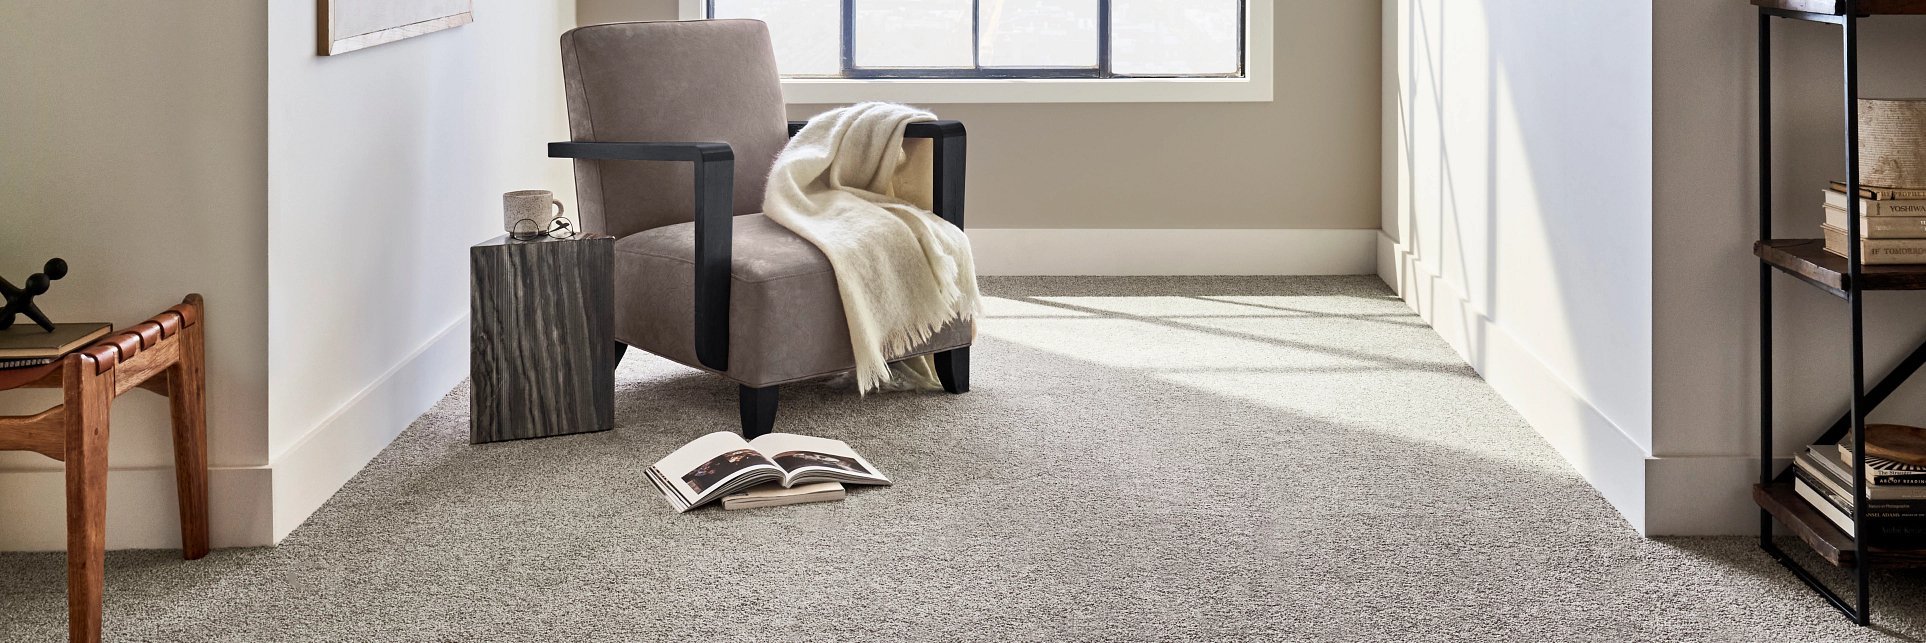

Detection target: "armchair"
[551, 19, 973, 438]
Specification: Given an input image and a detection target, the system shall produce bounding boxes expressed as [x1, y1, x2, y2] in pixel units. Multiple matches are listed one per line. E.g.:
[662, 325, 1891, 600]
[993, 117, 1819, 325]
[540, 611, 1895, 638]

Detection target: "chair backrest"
[560, 20, 789, 239]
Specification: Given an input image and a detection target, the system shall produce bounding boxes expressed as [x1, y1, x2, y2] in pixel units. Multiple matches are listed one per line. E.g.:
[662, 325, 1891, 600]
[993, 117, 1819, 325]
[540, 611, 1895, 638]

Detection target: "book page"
[747, 433, 890, 486]
[651, 432, 781, 506]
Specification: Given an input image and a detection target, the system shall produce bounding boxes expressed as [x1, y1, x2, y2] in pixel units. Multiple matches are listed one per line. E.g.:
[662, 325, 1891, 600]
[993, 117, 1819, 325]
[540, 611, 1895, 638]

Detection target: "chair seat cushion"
[614, 214, 974, 387]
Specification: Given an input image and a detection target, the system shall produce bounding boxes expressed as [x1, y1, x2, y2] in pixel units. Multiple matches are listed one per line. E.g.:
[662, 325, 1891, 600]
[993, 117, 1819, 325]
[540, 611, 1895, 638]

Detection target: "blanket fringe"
[858, 290, 980, 394]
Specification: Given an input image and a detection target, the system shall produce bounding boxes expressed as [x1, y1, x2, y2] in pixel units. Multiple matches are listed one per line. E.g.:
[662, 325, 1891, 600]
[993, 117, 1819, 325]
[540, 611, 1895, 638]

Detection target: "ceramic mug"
[503, 190, 565, 236]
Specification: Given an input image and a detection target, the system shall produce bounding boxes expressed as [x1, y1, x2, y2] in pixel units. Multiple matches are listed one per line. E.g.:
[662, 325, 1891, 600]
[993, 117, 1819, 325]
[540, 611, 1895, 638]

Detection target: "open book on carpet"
[645, 432, 889, 512]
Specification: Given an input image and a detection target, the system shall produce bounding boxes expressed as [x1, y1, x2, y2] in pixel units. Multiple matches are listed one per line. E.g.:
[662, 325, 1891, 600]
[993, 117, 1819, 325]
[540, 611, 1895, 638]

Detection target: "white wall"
[265, 0, 577, 540]
[1383, 0, 1656, 530]
[1650, 4, 1926, 534]
[0, 0, 273, 550]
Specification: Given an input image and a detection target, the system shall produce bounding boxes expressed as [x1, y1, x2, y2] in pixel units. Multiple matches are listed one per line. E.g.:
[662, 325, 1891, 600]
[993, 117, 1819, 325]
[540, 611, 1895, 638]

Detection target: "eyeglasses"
[509, 216, 577, 241]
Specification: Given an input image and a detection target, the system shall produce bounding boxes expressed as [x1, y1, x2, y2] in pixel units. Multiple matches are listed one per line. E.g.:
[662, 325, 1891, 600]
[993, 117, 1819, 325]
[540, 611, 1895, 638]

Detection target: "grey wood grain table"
[469, 234, 614, 444]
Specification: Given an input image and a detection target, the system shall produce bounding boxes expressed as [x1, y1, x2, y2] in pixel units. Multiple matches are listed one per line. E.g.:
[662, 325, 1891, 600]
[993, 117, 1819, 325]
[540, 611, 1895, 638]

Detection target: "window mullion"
[841, 0, 856, 77]
[1237, 0, 1246, 77]
[1097, 0, 1112, 79]
[971, 0, 982, 72]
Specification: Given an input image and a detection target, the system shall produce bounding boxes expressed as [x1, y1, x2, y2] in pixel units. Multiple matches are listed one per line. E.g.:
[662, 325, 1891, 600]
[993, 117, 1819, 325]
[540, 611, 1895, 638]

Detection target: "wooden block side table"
[469, 235, 614, 444]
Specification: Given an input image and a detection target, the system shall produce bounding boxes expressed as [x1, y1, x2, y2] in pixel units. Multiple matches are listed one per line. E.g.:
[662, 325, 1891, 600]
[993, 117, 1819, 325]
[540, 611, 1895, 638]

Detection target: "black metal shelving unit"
[1753, 0, 1926, 626]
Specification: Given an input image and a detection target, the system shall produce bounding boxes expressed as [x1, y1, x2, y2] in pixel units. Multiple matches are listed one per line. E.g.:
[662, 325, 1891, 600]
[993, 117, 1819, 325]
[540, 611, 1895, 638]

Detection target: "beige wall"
[576, 0, 1381, 230]
[0, 0, 579, 550]
[0, 1, 272, 548]
[579, 0, 678, 23]
[1649, 6, 1926, 533]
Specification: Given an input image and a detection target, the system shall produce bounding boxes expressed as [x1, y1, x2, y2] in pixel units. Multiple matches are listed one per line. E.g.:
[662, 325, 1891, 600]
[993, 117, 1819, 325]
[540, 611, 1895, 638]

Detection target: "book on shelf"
[722, 482, 846, 511]
[1834, 441, 1926, 486]
[1794, 448, 1926, 542]
[1831, 181, 1926, 202]
[1800, 447, 1926, 509]
[1824, 206, 1926, 239]
[1820, 224, 1926, 264]
[1793, 478, 1926, 541]
[645, 432, 889, 513]
[0, 323, 112, 368]
[1823, 188, 1926, 217]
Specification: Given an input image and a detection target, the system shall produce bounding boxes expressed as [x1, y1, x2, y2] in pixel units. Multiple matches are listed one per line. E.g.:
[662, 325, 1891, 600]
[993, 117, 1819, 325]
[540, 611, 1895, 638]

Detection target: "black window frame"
[704, 0, 1247, 80]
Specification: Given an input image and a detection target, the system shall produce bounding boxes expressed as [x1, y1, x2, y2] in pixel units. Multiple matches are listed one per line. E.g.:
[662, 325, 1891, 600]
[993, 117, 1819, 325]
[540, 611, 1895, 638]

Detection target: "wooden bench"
[0, 294, 208, 643]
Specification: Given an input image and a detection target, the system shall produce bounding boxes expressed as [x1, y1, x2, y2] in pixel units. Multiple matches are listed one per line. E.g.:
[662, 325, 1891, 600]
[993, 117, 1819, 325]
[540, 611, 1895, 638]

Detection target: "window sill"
[777, 77, 1273, 105]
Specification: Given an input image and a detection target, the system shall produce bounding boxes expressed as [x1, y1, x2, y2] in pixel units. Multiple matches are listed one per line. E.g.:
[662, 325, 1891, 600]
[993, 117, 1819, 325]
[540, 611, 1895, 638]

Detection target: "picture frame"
[318, 0, 474, 56]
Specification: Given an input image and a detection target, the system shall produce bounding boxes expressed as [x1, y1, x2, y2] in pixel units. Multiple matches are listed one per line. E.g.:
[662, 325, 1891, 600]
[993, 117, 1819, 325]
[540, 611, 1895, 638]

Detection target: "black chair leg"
[935, 347, 969, 394]
[739, 385, 779, 438]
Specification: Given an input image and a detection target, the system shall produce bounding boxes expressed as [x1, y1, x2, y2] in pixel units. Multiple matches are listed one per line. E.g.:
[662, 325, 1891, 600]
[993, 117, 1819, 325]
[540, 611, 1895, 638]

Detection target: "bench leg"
[64, 357, 113, 643]
[167, 320, 209, 560]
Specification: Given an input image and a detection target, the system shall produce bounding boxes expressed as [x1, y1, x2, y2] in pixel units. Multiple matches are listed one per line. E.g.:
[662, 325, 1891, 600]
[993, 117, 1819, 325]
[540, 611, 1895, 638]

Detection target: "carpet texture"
[3, 276, 1925, 642]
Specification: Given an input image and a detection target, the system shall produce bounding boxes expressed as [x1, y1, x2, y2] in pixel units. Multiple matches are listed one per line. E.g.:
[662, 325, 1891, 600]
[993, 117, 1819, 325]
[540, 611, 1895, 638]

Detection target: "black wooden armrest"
[548, 141, 733, 163]
[904, 120, 966, 140]
[786, 120, 965, 140]
[549, 141, 734, 372]
[785, 120, 967, 229]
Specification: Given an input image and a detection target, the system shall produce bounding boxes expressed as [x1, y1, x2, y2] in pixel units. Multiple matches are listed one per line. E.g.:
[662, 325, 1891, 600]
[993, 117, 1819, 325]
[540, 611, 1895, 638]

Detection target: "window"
[691, 0, 1270, 104]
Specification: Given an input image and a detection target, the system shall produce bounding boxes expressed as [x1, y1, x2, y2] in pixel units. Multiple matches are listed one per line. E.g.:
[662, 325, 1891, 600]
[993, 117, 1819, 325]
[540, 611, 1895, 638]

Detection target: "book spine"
[1835, 446, 1926, 485]
[1795, 467, 1926, 515]
[1824, 206, 1926, 239]
[1824, 189, 1926, 216]
[1796, 474, 1926, 536]
[1821, 225, 1926, 264]
[1833, 181, 1926, 201]
[1804, 448, 1926, 504]
[1795, 460, 1926, 512]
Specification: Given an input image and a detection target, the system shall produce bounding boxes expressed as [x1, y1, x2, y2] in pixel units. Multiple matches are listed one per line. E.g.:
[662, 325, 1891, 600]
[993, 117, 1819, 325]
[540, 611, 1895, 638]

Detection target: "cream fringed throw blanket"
[763, 102, 981, 393]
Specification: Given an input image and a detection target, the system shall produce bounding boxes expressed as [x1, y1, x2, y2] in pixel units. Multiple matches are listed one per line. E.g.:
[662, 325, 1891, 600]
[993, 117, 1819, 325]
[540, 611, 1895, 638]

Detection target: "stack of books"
[1821, 182, 1926, 264]
[1792, 443, 1926, 543]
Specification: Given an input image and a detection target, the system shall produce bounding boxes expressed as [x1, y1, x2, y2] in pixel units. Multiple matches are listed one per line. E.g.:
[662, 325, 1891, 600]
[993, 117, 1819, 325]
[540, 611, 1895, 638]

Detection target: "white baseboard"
[0, 318, 468, 551]
[0, 466, 273, 552]
[1379, 231, 1653, 534]
[970, 228, 1378, 276]
[267, 317, 470, 542]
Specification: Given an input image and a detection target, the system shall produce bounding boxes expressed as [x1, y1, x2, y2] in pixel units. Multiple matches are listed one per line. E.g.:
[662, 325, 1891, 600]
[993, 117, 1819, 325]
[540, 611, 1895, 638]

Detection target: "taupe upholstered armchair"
[550, 19, 973, 438]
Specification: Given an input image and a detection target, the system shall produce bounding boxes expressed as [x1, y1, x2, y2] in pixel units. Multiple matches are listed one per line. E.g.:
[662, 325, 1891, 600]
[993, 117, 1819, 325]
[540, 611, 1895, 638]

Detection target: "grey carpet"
[4, 276, 1925, 642]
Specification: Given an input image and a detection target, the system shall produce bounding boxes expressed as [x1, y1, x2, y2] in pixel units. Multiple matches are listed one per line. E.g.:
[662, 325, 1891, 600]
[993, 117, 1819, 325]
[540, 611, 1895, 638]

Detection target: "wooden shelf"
[1753, 0, 1926, 15]
[1755, 239, 1926, 296]
[1755, 483, 1926, 568]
